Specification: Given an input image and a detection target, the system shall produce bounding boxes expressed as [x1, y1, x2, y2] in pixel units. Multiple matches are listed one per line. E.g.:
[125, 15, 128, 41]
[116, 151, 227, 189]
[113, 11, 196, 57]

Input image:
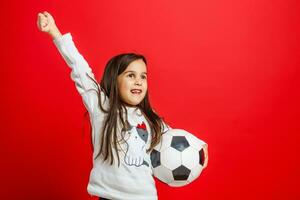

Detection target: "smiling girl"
[37, 11, 208, 200]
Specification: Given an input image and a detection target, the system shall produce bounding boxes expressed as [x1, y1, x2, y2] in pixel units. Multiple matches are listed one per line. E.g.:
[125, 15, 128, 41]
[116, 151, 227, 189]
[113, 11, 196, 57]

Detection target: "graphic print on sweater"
[124, 122, 149, 167]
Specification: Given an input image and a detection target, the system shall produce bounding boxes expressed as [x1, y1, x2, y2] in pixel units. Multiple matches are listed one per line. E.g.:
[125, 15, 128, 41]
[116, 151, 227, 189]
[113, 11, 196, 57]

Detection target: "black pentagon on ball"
[172, 165, 191, 181]
[171, 136, 190, 152]
[150, 149, 161, 168]
[199, 148, 204, 166]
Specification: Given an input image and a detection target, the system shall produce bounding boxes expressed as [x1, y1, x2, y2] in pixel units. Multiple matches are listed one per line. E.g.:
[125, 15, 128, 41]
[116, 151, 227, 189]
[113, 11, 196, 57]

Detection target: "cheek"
[118, 80, 131, 93]
[123, 81, 132, 90]
[117, 81, 126, 97]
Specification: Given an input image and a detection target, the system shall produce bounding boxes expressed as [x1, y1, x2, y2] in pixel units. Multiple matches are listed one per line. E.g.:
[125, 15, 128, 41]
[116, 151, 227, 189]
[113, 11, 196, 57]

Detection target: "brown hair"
[86, 53, 166, 166]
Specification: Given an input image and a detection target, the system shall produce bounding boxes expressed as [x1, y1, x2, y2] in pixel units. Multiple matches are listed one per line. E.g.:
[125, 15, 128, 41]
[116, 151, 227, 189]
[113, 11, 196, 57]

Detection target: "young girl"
[37, 11, 208, 200]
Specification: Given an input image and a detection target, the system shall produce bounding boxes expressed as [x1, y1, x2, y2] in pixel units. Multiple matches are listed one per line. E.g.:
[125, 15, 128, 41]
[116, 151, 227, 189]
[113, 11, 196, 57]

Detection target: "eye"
[141, 75, 147, 80]
[128, 74, 135, 78]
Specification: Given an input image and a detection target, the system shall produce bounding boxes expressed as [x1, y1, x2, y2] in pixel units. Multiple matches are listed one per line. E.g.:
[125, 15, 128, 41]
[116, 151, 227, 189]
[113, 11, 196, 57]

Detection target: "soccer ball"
[150, 129, 207, 187]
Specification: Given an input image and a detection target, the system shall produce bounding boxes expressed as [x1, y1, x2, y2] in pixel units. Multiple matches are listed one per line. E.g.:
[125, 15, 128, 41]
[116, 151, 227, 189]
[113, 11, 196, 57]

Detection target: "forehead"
[124, 59, 147, 73]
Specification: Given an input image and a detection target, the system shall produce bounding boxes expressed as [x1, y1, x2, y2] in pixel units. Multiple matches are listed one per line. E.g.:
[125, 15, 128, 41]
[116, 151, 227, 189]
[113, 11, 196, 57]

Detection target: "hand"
[37, 11, 61, 38]
[203, 144, 209, 169]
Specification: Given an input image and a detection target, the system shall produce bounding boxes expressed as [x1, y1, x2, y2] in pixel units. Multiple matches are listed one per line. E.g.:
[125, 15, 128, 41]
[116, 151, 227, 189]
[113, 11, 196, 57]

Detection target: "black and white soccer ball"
[150, 129, 207, 187]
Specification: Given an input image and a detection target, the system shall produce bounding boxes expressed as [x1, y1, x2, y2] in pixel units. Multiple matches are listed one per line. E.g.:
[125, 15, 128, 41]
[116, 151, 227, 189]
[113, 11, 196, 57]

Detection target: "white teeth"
[131, 89, 141, 94]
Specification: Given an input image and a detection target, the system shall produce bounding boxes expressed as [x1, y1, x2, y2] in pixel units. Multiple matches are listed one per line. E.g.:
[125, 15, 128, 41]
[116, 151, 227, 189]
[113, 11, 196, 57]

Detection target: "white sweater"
[53, 33, 170, 200]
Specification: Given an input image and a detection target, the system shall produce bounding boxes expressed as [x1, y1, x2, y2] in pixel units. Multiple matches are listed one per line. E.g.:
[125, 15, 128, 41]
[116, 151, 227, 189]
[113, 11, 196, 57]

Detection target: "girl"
[37, 11, 208, 200]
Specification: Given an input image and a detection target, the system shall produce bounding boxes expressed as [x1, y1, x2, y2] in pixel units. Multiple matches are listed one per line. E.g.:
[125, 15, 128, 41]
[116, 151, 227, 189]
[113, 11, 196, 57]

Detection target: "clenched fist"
[37, 11, 62, 39]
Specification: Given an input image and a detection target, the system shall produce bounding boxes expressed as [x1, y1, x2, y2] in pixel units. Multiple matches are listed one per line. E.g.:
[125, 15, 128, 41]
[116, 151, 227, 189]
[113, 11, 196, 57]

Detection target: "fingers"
[204, 153, 208, 168]
[37, 11, 51, 23]
[37, 11, 53, 32]
[43, 11, 50, 17]
[37, 13, 46, 23]
[37, 15, 47, 31]
[37, 14, 44, 31]
[38, 12, 46, 19]
[203, 144, 209, 169]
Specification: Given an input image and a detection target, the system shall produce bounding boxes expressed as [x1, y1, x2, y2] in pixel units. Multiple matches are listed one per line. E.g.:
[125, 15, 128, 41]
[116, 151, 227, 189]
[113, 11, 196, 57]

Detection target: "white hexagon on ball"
[182, 146, 199, 169]
[160, 147, 182, 170]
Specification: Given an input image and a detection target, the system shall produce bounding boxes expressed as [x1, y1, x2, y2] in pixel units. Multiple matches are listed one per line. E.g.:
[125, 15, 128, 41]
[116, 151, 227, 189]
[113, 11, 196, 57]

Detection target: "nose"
[134, 77, 142, 85]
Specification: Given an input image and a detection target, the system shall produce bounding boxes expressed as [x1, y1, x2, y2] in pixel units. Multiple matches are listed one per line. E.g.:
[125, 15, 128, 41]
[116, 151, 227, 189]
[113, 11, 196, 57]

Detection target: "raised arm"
[37, 11, 108, 116]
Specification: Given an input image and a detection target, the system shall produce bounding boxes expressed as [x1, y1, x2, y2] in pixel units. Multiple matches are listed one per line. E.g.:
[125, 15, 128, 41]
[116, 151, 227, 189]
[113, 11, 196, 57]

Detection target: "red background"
[1, 0, 299, 199]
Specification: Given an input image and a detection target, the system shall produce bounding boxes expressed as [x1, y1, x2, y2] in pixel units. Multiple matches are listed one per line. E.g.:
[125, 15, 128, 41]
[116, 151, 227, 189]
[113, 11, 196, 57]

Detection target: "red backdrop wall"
[1, 0, 299, 199]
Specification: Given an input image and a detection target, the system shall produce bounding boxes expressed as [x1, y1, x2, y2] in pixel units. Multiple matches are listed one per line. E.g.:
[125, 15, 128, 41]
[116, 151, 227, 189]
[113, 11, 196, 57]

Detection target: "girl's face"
[117, 59, 148, 107]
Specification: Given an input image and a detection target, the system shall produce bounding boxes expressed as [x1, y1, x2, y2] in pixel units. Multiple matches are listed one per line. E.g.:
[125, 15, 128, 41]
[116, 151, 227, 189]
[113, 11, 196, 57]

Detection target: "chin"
[132, 101, 141, 106]
[124, 101, 139, 107]
[125, 96, 145, 106]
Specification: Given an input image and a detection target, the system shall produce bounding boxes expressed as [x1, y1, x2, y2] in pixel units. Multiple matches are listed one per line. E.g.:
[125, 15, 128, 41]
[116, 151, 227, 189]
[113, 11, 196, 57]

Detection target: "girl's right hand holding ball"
[37, 11, 62, 39]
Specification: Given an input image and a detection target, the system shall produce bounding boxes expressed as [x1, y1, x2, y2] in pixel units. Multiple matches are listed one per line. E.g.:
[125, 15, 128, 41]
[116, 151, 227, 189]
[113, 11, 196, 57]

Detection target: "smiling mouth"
[131, 89, 142, 94]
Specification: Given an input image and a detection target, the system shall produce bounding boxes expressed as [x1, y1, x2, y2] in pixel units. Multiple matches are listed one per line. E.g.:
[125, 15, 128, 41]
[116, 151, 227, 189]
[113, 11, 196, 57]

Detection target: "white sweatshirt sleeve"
[52, 33, 108, 116]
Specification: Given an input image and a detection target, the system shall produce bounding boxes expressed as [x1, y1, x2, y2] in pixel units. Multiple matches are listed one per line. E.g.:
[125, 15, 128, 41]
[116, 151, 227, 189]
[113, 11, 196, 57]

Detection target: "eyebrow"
[124, 71, 147, 75]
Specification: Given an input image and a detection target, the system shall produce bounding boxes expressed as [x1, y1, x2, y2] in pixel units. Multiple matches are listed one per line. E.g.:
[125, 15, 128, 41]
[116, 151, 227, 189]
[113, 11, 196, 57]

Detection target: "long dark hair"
[86, 53, 166, 166]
